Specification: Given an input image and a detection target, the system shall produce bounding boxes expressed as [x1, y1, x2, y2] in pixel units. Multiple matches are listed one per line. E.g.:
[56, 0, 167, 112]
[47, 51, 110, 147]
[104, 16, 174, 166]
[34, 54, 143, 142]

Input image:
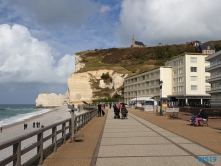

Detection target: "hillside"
[75, 40, 221, 76]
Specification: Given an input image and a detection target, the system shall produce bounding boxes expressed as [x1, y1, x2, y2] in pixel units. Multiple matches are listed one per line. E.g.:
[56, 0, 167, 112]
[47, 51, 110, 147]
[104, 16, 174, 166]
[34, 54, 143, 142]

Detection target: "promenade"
[42, 108, 221, 166]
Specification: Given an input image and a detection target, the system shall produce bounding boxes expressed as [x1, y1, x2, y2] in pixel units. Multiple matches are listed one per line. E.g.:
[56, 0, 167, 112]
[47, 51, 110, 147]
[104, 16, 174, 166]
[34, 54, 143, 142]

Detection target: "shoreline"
[1, 106, 62, 130]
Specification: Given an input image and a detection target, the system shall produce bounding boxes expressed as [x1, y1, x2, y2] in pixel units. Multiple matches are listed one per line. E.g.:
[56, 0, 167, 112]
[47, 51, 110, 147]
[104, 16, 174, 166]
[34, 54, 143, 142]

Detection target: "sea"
[0, 104, 52, 127]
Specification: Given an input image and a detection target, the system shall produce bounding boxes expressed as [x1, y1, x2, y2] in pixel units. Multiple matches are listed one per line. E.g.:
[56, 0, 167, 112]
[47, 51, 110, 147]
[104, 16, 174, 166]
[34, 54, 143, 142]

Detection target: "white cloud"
[0, 24, 75, 84]
[116, 0, 221, 46]
[100, 5, 112, 13]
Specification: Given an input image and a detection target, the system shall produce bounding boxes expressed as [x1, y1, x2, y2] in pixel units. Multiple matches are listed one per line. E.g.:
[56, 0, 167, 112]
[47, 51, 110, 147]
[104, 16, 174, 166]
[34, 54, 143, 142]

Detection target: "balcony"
[210, 99, 221, 103]
[206, 74, 221, 82]
[205, 63, 221, 72]
[206, 86, 221, 93]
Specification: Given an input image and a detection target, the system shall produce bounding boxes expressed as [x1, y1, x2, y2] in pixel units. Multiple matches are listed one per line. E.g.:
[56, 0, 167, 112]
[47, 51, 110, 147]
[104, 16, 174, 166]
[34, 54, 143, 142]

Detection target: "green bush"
[101, 72, 110, 80]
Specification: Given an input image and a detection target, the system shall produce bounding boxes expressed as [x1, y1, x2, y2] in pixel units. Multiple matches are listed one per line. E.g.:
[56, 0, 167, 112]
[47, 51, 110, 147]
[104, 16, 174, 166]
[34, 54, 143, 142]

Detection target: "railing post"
[13, 142, 21, 166]
[37, 132, 43, 165]
[71, 112, 76, 141]
[52, 126, 57, 152]
[62, 122, 66, 144]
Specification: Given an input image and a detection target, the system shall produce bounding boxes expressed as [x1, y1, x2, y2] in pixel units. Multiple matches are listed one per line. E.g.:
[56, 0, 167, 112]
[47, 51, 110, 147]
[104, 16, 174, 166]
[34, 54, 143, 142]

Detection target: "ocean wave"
[0, 109, 51, 127]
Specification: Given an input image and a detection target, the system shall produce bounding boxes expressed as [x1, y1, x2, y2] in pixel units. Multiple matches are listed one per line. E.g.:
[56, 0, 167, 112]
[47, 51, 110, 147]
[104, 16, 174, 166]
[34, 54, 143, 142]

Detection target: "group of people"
[113, 103, 128, 119]
[33, 122, 41, 128]
[190, 108, 208, 126]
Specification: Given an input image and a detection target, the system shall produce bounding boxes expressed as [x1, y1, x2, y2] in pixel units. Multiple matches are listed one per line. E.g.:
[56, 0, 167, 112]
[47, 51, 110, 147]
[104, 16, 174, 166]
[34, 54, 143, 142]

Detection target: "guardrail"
[0, 106, 97, 166]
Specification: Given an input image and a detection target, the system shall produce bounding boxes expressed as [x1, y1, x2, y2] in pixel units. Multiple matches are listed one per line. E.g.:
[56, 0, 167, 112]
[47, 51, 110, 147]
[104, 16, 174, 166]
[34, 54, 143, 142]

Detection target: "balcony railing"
[205, 63, 221, 70]
[210, 99, 221, 103]
[206, 74, 221, 81]
[206, 86, 221, 92]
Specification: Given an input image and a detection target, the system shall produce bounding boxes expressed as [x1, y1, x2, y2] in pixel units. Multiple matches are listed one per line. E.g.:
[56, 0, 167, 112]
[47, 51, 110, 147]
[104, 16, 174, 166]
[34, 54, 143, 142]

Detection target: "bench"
[169, 112, 179, 119]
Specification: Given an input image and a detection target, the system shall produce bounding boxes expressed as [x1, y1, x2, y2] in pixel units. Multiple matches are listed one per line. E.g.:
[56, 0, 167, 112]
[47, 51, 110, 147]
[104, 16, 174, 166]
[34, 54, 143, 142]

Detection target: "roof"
[129, 97, 154, 101]
[135, 41, 144, 46]
[199, 44, 215, 50]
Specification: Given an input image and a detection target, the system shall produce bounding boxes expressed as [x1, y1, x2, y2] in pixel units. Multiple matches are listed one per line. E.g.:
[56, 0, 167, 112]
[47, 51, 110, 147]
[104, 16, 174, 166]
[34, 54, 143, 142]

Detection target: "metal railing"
[0, 106, 97, 166]
[205, 63, 221, 70]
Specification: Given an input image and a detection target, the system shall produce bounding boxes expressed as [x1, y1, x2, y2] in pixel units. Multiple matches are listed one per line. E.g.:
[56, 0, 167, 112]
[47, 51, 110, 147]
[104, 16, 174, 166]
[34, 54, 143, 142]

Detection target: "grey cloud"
[116, 0, 221, 46]
[7, 0, 99, 26]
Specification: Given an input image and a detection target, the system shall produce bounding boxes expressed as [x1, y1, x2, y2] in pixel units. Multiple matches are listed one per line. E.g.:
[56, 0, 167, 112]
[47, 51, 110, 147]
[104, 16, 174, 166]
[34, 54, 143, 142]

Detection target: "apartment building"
[165, 53, 211, 106]
[124, 67, 172, 104]
[124, 53, 211, 106]
[205, 50, 221, 107]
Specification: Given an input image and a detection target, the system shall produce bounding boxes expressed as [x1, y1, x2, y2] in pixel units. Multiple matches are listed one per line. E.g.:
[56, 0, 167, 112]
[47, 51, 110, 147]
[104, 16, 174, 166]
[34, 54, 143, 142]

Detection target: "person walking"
[0, 126, 2, 132]
[121, 103, 127, 119]
[97, 102, 102, 117]
[109, 102, 112, 109]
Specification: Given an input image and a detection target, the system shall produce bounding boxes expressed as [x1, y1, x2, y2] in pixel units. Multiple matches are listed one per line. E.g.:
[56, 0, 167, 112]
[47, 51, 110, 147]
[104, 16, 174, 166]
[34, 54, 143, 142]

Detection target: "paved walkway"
[42, 108, 221, 166]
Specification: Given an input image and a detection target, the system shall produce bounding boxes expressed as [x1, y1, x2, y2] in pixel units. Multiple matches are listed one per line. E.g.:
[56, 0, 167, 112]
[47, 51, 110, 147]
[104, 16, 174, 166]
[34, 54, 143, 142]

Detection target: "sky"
[1, 0, 221, 104]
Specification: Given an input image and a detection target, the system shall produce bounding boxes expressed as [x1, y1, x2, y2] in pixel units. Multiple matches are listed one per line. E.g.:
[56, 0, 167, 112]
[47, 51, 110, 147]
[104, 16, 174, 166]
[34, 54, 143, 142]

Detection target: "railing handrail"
[0, 106, 97, 166]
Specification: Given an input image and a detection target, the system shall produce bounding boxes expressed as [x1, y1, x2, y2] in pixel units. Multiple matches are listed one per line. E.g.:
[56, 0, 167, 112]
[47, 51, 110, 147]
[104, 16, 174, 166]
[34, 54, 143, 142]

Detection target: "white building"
[205, 50, 221, 107]
[165, 53, 211, 106]
[124, 53, 211, 107]
[124, 66, 172, 104]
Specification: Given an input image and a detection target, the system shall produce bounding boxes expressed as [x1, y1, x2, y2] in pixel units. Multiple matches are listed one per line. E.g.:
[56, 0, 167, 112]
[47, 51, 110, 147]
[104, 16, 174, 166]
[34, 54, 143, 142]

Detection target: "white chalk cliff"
[35, 92, 69, 107]
[68, 70, 127, 104]
[36, 54, 127, 107]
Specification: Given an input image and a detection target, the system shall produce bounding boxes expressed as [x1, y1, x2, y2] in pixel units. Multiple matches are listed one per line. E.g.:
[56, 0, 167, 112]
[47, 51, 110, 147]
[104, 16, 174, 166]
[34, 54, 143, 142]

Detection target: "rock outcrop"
[68, 70, 127, 105]
[35, 54, 128, 107]
[35, 91, 69, 108]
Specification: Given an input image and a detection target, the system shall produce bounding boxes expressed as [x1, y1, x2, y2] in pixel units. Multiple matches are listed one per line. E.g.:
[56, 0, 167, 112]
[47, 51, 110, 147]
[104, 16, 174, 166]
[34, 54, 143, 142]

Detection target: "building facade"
[124, 67, 172, 104]
[165, 53, 211, 106]
[205, 50, 221, 107]
[124, 53, 211, 107]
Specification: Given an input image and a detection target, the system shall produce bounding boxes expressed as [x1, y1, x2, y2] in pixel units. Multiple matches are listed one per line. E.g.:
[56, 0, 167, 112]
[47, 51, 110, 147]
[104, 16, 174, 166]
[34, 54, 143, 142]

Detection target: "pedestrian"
[33, 122, 35, 128]
[41, 125, 44, 128]
[97, 102, 102, 117]
[24, 123, 25, 130]
[0, 126, 2, 132]
[109, 102, 112, 109]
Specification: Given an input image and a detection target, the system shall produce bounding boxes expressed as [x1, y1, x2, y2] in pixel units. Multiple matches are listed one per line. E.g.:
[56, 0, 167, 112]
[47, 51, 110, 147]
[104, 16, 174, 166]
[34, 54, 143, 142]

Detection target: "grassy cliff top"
[75, 40, 221, 76]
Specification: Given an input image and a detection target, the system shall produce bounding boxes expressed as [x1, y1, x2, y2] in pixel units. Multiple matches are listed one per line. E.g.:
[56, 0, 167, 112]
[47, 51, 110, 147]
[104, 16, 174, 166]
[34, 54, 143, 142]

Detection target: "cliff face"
[68, 69, 127, 104]
[35, 91, 69, 108]
[35, 54, 128, 107]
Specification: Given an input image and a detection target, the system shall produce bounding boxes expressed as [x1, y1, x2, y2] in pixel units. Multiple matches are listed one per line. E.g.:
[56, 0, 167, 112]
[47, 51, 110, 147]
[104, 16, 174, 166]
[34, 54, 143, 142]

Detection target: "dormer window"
[207, 46, 210, 50]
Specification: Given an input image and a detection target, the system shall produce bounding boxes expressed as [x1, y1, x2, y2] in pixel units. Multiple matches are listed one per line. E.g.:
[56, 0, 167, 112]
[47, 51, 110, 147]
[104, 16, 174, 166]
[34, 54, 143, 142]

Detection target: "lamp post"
[136, 91, 137, 107]
[159, 80, 163, 116]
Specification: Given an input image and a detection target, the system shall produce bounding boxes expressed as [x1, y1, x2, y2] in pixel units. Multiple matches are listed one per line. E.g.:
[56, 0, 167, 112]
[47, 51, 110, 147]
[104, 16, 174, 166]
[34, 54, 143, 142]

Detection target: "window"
[173, 69, 178, 75]
[178, 77, 183, 83]
[173, 87, 177, 92]
[191, 85, 197, 91]
[191, 57, 197, 63]
[191, 76, 197, 82]
[191, 67, 197, 72]
[173, 61, 177, 66]
[179, 59, 183, 65]
[178, 68, 183, 74]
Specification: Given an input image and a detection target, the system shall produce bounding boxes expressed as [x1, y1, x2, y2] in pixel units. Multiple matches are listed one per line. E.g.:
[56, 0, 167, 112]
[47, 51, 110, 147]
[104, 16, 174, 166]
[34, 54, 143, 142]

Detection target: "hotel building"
[205, 50, 221, 107]
[124, 53, 211, 106]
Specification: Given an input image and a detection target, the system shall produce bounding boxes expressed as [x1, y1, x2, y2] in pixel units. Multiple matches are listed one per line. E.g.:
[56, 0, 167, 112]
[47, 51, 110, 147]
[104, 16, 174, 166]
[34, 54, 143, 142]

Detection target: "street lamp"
[159, 80, 163, 116]
[135, 91, 137, 107]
